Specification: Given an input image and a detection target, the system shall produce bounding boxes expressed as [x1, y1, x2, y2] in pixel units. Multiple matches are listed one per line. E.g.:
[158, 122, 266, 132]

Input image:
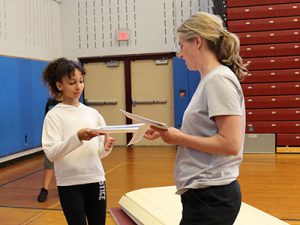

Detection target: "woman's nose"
[176, 52, 183, 58]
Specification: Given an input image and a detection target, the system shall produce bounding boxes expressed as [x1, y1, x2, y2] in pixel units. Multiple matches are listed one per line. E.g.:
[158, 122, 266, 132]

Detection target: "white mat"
[119, 186, 288, 225]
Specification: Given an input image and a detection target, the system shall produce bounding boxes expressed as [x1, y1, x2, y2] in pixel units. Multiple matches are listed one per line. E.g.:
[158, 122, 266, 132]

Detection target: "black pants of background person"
[180, 180, 241, 225]
[58, 181, 107, 225]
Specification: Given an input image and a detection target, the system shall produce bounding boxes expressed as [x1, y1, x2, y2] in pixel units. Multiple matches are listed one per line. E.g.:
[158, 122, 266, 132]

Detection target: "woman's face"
[177, 36, 199, 71]
[56, 68, 84, 103]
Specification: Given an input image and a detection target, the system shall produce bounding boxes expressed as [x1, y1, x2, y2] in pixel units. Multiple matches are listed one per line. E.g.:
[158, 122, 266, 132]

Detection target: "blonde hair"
[177, 12, 247, 81]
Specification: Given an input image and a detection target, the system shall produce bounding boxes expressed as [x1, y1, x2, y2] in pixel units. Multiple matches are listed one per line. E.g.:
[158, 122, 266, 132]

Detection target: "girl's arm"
[97, 114, 115, 159]
[42, 116, 83, 162]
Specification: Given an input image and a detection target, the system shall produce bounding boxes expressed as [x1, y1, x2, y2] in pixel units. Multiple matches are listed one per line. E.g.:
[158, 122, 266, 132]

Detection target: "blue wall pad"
[172, 57, 200, 129]
[0, 56, 48, 157]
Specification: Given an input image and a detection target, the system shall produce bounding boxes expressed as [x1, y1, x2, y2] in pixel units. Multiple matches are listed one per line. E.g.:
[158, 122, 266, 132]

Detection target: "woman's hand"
[144, 126, 183, 145]
[155, 127, 182, 145]
[144, 128, 161, 140]
[104, 135, 115, 151]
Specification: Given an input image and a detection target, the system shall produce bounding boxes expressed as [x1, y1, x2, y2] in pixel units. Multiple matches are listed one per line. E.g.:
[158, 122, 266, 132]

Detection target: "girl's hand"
[104, 135, 115, 151]
[77, 128, 102, 141]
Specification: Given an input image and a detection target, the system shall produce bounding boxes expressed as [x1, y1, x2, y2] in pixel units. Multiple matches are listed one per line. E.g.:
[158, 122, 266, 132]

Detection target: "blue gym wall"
[0, 56, 49, 157]
[1, 56, 197, 157]
[173, 57, 200, 129]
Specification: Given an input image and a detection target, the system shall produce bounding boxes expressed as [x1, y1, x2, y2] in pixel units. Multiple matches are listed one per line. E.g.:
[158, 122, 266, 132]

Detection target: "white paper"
[120, 109, 168, 130]
[95, 123, 149, 146]
[94, 111, 168, 146]
[96, 123, 145, 133]
[127, 124, 149, 146]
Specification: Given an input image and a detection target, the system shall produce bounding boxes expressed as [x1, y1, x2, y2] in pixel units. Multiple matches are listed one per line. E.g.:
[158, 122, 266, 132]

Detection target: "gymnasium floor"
[0, 146, 300, 225]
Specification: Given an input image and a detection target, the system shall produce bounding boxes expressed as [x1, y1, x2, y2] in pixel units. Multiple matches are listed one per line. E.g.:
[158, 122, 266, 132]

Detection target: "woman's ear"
[56, 81, 63, 91]
[195, 36, 202, 49]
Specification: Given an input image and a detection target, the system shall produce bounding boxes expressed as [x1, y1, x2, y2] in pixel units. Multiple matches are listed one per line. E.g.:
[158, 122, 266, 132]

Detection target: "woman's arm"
[150, 115, 243, 155]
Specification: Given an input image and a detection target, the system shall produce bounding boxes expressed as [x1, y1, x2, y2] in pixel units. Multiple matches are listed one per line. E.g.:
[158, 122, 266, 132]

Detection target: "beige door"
[131, 59, 174, 146]
[84, 62, 126, 145]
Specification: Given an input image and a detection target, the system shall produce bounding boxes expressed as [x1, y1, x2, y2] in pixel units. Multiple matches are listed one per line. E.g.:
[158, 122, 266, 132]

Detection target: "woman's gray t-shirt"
[174, 65, 245, 195]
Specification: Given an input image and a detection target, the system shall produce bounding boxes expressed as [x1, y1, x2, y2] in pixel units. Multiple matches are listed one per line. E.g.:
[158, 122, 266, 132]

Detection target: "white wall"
[0, 0, 214, 60]
[0, 0, 62, 60]
[61, 0, 214, 59]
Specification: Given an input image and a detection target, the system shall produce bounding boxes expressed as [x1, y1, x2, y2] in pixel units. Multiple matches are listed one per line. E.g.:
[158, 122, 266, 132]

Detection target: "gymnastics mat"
[110, 207, 136, 225]
[113, 186, 288, 225]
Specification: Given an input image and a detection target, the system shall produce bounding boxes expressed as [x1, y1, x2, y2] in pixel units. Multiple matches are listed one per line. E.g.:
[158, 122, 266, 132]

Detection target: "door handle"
[132, 99, 167, 107]
[85, 99, 118, 105]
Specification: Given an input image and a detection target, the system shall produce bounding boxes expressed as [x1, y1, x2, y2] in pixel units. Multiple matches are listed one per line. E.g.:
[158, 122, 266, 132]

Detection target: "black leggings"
[58, 181, 107, 225]
[180, 180, 241, 225]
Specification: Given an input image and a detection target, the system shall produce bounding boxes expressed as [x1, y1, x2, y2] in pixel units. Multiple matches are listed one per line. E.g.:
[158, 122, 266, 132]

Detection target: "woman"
[145, 12, 247, 225]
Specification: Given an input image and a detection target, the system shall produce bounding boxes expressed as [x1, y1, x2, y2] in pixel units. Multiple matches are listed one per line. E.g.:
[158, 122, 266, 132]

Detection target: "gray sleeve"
[206, 75, 242, 118]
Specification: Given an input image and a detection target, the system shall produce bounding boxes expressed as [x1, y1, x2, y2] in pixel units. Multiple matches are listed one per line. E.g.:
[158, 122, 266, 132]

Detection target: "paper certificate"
[95, 123, 148, 146]
[120, 109, 168, 130]
[94, 110, 168, 146]
[96, 123, 145, 133]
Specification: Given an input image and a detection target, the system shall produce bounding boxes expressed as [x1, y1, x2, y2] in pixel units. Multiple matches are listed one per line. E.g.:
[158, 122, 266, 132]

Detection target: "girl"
[42, 57, 115, 225]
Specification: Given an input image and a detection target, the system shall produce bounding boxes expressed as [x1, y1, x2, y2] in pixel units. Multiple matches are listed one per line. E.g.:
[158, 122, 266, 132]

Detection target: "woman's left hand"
[151, 126, 182, 145]
[104, 135, 115, 151]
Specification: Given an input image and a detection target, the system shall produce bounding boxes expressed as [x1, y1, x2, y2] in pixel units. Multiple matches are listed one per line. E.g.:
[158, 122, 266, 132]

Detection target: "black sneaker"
[37, 188, 48, 202]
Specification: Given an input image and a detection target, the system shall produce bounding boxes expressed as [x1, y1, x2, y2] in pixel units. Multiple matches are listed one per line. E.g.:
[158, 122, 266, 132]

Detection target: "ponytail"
[218, 32, 248, 81]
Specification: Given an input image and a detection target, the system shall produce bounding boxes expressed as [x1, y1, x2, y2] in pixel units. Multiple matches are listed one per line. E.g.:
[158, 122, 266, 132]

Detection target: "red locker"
[227, 3, 300, 20]
[277, 134, 300, 146]
[245, 95, 300, 108]
[242, 82, 300, 96]
[246, 108, 300, 121]
[237, 30, 300, 45]
[245, 56, 300, 70]
[241, 69, 300, 83]
[240, 43, 300, 58]
[228, 16, 300, 32]
[246, 121, 300, 133]
[227, 0, 300, 8]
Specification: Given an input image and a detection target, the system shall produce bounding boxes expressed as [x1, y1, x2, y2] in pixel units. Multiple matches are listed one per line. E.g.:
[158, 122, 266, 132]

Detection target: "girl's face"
[56, 68, 84, 105]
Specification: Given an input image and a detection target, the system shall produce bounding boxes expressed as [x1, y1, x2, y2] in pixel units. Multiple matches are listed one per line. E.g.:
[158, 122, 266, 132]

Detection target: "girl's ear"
[56, 81, 63, 91]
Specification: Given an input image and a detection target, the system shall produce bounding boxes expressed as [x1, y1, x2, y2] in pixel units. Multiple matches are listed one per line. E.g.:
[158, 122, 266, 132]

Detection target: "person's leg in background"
[37, 155, 54, 202]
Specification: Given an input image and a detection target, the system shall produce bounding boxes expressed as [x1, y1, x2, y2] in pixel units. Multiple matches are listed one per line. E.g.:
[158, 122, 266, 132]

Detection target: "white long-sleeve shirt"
[42, 103, 111, 186]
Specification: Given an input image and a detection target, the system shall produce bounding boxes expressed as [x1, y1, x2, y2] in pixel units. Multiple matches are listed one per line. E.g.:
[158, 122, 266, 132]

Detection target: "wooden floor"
[0, 146, 300, 225]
